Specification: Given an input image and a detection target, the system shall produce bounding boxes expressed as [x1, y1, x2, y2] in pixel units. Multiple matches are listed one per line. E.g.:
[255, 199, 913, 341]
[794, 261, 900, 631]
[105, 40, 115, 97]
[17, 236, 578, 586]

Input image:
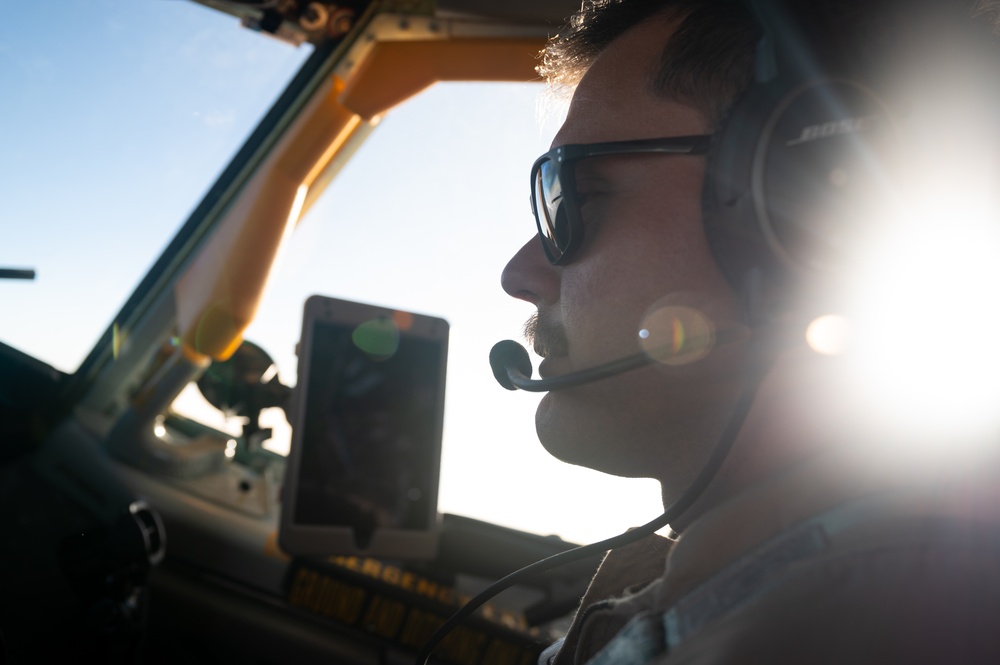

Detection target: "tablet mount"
[196, 340, 292, 466]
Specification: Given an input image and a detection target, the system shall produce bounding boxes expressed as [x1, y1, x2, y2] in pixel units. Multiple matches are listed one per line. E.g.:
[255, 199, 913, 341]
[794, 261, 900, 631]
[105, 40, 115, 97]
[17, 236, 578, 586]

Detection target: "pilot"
[500, 1, 1000, 662]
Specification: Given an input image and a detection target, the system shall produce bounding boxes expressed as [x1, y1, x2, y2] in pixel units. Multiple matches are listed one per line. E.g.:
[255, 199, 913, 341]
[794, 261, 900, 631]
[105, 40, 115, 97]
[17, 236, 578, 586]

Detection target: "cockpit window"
[2, 5, 661, 544]
[0, 2, 311, 372]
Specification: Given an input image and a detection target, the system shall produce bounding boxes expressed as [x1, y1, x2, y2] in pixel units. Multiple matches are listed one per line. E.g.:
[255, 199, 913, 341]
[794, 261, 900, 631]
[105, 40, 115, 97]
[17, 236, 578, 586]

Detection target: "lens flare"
[392, 310, 414, 331]
[639, 305, 714, 365]
[113, 323, 124, 359]
[806, 315, 851, 355]
[352, 317, 401, 360]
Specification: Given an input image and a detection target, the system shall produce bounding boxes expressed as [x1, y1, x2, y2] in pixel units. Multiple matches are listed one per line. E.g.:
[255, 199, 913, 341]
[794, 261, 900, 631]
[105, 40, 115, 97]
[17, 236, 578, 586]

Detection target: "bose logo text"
[786, 115, 878, 147]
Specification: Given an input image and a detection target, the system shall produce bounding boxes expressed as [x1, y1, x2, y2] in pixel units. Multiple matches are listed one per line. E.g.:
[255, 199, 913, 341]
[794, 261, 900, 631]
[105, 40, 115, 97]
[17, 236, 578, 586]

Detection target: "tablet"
[279, 295, 448, 559]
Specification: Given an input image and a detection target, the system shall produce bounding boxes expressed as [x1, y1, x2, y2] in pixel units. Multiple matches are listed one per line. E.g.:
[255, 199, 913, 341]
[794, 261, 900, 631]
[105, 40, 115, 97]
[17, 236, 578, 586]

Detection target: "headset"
[705, 0, 1000, 324]
[419, 2, 1000, 662]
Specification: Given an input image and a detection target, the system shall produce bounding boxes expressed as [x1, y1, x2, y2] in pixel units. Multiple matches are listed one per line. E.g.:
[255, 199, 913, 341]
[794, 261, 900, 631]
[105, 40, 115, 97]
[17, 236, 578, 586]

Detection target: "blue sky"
[1, 1, 311, 370]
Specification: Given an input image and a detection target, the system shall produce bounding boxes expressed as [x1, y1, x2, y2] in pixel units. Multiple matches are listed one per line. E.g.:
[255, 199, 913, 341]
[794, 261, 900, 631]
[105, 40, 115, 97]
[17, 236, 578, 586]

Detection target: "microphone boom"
[489, 340, 655, 392]
[490, 324, 743, 392]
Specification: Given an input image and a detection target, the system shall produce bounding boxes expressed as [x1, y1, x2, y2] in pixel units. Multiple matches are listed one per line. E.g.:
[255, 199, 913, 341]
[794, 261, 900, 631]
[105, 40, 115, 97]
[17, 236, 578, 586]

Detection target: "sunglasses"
[530, 134, 714, 265]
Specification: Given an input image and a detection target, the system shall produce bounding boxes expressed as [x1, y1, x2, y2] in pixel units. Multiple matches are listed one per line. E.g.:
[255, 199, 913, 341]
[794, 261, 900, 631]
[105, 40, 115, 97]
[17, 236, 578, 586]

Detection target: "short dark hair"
[537, 0, 760, 126]
[538, 0, 1000, 127]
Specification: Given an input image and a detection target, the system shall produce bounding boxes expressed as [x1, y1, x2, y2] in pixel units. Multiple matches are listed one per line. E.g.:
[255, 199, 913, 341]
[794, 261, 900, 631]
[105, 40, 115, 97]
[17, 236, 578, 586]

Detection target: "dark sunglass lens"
[535, 159, 569, 260]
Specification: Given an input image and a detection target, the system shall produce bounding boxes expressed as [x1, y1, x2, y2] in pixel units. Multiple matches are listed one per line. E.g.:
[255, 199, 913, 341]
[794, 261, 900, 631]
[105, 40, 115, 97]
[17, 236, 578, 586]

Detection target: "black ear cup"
[702, 0, 1000, 323]
[703, 72, 902, 320]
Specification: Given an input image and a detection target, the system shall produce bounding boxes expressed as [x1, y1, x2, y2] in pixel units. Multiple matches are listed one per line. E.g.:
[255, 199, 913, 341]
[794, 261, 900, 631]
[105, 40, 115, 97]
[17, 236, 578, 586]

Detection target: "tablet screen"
[293, 317, 445, 541]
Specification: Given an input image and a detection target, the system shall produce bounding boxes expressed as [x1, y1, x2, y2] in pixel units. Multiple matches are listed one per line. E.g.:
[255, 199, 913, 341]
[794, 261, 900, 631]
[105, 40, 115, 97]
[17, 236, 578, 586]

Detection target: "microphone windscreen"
[489, 340, 532, 391]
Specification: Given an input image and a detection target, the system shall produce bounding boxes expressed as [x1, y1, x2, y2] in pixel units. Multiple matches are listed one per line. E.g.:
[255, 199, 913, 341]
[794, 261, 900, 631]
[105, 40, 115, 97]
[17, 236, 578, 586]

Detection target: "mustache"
[523, 311, 570, 358]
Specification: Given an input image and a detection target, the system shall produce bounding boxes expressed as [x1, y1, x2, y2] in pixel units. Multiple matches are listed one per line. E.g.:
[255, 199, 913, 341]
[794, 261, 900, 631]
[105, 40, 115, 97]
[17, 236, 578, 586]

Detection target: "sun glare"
[841, 180, 1000, 444]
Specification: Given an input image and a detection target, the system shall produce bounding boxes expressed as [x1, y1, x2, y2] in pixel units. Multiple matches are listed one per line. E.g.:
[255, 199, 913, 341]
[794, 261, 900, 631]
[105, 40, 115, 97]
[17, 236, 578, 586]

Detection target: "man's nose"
[501, 236, 559, 306]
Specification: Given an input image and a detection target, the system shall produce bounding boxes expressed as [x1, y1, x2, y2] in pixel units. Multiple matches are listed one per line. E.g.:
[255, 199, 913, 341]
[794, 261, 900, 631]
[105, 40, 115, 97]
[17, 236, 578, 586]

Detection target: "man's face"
[501, 13, 749, 495]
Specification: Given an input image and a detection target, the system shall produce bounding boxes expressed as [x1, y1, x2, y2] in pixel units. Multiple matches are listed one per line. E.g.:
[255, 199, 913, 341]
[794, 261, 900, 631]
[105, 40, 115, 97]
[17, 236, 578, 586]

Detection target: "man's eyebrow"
[574, 152, 654, 187]
[574, 157, 618, 181]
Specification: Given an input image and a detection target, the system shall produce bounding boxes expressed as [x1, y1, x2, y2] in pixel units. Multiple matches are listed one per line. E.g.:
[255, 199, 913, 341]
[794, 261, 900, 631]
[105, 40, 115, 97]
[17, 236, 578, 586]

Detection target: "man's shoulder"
[656, 482, 1000, 664]
[569, 479, 1000, 665]
[662, 511, 1000, 664]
